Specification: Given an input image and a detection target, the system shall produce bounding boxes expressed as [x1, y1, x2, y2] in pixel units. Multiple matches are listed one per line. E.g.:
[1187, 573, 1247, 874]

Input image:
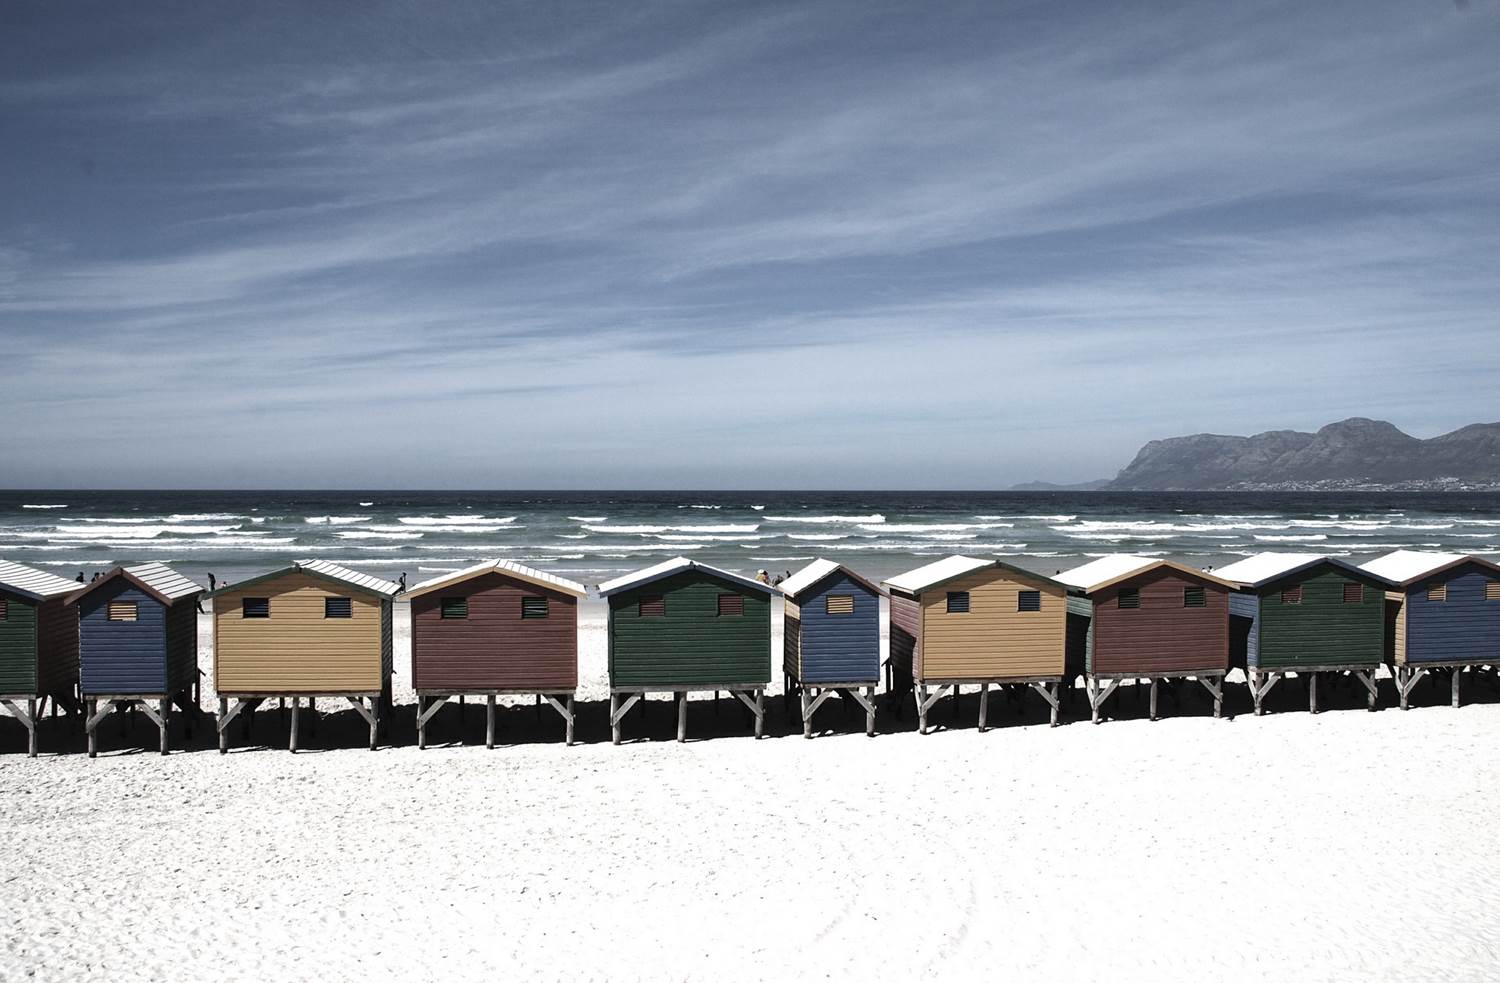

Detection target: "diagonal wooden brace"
[85, 701, 115, 733]
[609, 693, 642, 727]
[417, 694, 450, 728]
[345, 696, 377, 727]
[729, 689, 764, 719]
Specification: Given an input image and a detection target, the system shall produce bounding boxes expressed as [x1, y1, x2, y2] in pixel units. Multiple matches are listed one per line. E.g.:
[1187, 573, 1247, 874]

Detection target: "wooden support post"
[1452, 667, 1462, 709]
[417, 695, 427, 750]
[486, 694, 495, 750]
[865, 686, 876, 737]
[158, 698, 169, 755]
[368, 697, 378, 750]
[978, 682, 989, 733]
[86, 699, 99, 757]
[754, 689, 765, 739]
[1149, 678, 1159, 721]
[610, 693, 621, 745]
[27, 697, 37, 757]
[1310, 672, 1319, 714]
[677, 691, 687, 743]
[218, 698, 228, 753]
[289, 696, 300, 752]
[801, 688, 812, 739]
[565, 695, 575, 746]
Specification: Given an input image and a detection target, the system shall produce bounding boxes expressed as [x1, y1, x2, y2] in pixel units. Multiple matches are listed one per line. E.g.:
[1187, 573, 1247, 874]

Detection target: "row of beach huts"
[0, 549, 1497, 756]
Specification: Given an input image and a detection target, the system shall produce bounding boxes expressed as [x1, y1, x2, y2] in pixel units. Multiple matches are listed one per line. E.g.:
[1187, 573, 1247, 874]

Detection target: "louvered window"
[441, 597, 468, 619]
[107, 601, 138, 622]
[325, 597, 352, 619]
[1281, 585, 1303, 605]
[825, 594, 854, 615]
[1117, 588, 1140, 610]
[0, 599, 7, 620]
[1426, 584, 1447, 603]
[1343, 583, 1364, 604]
[1017, 590, 1041, 612]
[1487, 581, 1500, 601]
[522, 596, 549, 619]
[717, 593, 743, 616]
[1184, 587, 1206, 608]
[639, 595, 665, 618]
[244, 598, 270, 618]
[946, 591, 970, 614]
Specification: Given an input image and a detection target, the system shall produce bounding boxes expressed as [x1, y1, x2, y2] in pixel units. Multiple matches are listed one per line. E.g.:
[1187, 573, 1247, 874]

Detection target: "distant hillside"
[1105, 418, 1500, 491]
[1010, 479, 1112, 492]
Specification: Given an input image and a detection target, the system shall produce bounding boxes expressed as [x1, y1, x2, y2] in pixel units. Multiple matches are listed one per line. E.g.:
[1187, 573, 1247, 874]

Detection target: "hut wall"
[1229, 591, 1259, 669]
[1403, 565, 1500, 664]
[1065, 595, 1093, 673]
[214, 573, 385, 693]
[0, 592, 37, 693]
[1384, 594, 1404, 665]
[782, 599, 801, 681]
[918, 570, 1067, 679]
[78, 581, 166, 695]
[887, 593, 921, 681]
[36, 597, 78, 697]
[410, 571, 578, 691]
[794, 572, 879, 684]
[1255, 568, 1384, 669]
[164, 599, 199, 694]
[608, 571, 770, 687]
[1087, 569, 1229, 675]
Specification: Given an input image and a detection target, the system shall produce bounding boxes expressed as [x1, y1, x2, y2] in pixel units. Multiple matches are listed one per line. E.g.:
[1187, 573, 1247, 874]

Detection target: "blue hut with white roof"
[779, 559, 884, 738]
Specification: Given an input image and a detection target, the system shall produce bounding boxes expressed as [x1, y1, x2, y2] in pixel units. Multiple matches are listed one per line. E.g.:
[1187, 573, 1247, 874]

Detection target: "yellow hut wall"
[918, 569, 1067, 679]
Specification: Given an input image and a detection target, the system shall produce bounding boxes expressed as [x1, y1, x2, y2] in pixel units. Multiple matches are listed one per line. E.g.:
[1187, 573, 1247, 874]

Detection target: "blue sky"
[2, 0, 1498, 489]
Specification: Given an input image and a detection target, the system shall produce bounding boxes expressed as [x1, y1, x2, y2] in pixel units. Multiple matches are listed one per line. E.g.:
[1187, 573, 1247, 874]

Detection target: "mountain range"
[1017, 418, 1500, 491]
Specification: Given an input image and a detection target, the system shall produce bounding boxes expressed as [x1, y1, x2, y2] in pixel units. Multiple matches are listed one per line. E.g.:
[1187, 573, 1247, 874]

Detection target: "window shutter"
[324, 597, 352, 619]
[243, 597, 270, 618]
[945, 591, 970, 613]
[1487, 581, 1500, 601]
[1184, 587, 1206, 608]
[1281, 585, 1303, 605]
[717, 593, 744, 616]
[440, 597, 468, 619]
[825, 594, 855, 615]
[1017, 590, 1041, 612]
[1343, 583, 1364, 604]
[522, 596, 549, 619]
[0, 598, 7, 620]
[1426, 584, 1447, 603]
[1117, 588, 1140, 610]
[107, 601, 139, 622]
[639, 595, 665, 618]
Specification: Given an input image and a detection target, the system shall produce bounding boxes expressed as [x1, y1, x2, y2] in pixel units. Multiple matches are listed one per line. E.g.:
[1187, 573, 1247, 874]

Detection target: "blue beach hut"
[1360, 550, 1500, 710]
[68, 562, 204, 756]
[778, 559, 885, 737]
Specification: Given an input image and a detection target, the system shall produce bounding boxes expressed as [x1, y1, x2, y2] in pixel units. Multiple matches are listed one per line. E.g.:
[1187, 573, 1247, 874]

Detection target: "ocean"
[5, 490, 1500, 592]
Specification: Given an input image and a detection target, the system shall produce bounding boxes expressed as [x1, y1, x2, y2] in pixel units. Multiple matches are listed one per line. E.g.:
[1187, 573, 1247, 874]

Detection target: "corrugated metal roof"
[597, 556, 772, 597]
[124, 562, 203, 600]
[0, 559, 80, 600]
[1359, 549, 1479, 586]
[882, 556, 994, 594]
[1054, 555, 1159, 591]
[402, 559, 586, 599]
[296, 559, 400, 597]
[778, 559, 883, 600]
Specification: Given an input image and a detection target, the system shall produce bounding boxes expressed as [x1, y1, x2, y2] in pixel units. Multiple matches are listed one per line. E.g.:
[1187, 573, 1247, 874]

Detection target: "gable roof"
[778, 559, 884, 601]
[67, 562, 203, 606]
[1055, 554, 1235, 593]
[597, 556, 772, 598]
[1359, 549, 1500, 587]
[1213, 552, 1392, 589]
[207, 559, 400, 599]
[0, 559, 80, 601]
[881, 555, 1067, 595]
[402, 559, 586, 600]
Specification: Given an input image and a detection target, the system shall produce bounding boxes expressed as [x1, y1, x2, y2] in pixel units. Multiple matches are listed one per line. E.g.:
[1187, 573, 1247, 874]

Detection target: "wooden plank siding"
[791, 571, 879, 684]
[888, 593, 921, 681]
[78, 581, 168, 694]
[1086, 568, 1230, 675]
[0, 590, 38, 693]
[1254, 568, 1386, 669]
[1400, 563, 1500, 665]
[214, 572, 386, 693]
[783, 601, 802, 681]
[35, 597, 78, 698]
[410, 570, 578, 691]
[164, 597, 199, 694]
[607, 570, 770, 687]
[916, 568, 1068, 679]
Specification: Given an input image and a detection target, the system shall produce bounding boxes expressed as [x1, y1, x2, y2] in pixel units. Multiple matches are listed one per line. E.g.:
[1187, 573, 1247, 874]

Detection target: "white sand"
[1, 601, 1498, 981]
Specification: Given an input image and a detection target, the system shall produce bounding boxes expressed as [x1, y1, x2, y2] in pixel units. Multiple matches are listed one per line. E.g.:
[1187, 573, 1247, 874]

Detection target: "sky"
[2, 0, 1498, 490]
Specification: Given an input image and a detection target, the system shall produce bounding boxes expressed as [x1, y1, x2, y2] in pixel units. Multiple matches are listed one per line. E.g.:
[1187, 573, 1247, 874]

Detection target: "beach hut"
[402, 560, 587, 749]
[779, 559, 884, 738]
[598, 557, 772, 744]
[67, 563, 204, 757]
[0, 560, 80, 756]
[1360, 550, 1500, 710]
[208, 560, 400, 752]
[1214, 553, 1393, 715]
[1055, 555, 1236, 723]
[882, 556, 1071, 733]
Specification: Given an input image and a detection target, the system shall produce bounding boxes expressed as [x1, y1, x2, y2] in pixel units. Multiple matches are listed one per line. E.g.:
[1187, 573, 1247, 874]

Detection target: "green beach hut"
[0, 560, 81, 756]
[597, 557, 773, 744]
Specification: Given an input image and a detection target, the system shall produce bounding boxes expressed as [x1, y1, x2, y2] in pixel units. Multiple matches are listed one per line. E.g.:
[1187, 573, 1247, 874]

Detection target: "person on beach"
[756, 569, 770, 584]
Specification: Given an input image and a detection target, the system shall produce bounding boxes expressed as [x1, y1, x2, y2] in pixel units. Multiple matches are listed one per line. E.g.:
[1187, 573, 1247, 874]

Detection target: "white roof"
[597, 557, 771, 597]
[0, 559, 79, 599]
[295, 559, 400, 597]
[882, 556, 993, 594]
[1054, 554, 1159, 592]
[124, 562, 203, 600]
[778, 559, 842, 598]
[1359, 550, 1469, 585]
[1213, 553, 1327, 586]
[403, 559, 586, 599]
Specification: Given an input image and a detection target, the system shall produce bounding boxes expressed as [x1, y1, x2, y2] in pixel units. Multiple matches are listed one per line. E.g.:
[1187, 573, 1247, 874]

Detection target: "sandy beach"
[1, 601, 1498, 982]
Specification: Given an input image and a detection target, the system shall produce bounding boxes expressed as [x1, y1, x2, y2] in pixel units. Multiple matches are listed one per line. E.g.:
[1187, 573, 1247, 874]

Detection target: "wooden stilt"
[565, 695, 575, 746]
[158, 698, 169, 755]
[1453, 667, 1462, 709]
[1149, 678, 1159, 721]
[218, 697, 228, 753]
[754, 689, 764, 738]
[290, 696, 300, 752]
[677, 691, 687, 743]
[87, 699, 98, 758]
[801, 688, 812, 739]
[610, 693, 621, 745]
[978, 682, 989, 732]
[27, 697, 36, 757]
[486, 694, 495, 749]
[1310, 672, 1319, 714]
